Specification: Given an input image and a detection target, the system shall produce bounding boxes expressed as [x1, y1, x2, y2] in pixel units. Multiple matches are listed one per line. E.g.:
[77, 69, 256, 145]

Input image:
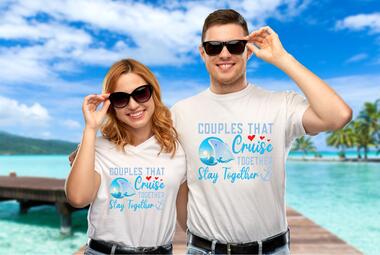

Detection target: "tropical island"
[291, 99, 380, 161]
[0, 131, 77, 155]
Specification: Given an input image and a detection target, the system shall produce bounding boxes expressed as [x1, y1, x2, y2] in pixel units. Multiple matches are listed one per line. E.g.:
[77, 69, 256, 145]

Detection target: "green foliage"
[0, 131, 78, 155]
[326, 127, 354, 150]
[326, 98, 380, 160]
[292, 136, 317, 157]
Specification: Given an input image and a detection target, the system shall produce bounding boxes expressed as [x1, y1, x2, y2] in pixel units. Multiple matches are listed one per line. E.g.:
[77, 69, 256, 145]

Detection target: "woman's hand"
[82, 94, 111, 131]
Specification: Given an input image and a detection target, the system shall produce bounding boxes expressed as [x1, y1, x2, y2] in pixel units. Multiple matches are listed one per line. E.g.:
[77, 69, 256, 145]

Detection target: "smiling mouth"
[127, 110, 145, 120]
[216, 63, 235, 71]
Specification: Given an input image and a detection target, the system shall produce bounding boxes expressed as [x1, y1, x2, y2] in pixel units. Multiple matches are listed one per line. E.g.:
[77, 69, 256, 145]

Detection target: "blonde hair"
[101, 59, 177, 156]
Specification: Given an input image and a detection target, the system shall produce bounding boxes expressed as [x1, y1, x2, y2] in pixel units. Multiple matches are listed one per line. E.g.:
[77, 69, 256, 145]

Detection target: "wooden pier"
[0, 174, 80, 235]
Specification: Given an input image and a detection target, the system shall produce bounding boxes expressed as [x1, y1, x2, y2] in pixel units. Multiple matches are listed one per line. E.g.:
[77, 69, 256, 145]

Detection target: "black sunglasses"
[109, 84, 153, 108]
[202, 40, 248, 56]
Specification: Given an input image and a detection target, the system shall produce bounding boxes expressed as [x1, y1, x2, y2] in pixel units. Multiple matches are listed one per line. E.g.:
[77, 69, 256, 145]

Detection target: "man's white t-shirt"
[87, 136, 186, 247]
[171, 84, 309, 243]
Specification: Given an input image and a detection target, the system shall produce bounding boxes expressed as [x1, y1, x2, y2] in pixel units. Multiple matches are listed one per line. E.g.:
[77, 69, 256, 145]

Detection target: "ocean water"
[289, 150, 380, 159]
[1, 155, 379, 254]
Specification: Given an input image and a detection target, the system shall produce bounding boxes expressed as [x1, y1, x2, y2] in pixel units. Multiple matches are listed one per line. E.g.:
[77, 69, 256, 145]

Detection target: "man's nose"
[219, 45, 231, 58]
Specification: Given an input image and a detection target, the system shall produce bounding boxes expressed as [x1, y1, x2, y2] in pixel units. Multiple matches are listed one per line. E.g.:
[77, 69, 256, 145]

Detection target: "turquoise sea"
[1, 154, 379, 254]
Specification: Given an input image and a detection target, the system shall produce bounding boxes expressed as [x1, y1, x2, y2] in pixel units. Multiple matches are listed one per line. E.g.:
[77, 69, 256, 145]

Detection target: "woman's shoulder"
[95, 136, 116, 150]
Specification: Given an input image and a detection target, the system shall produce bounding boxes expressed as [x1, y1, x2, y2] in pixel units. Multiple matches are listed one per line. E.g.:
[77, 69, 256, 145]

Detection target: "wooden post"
[56, 202, 72, 235]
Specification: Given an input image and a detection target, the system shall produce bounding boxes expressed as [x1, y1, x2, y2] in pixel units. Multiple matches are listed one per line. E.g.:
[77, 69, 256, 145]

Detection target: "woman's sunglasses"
[109, 84, 153, 108]
[202, 40, 248, 56]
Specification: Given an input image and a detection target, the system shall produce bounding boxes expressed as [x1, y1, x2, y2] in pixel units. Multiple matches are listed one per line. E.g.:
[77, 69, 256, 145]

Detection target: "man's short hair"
[201, 9, 249, 42]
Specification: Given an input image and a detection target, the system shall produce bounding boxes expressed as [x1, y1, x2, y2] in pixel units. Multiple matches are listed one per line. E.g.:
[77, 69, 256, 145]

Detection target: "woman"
[65, 59, 187, 254]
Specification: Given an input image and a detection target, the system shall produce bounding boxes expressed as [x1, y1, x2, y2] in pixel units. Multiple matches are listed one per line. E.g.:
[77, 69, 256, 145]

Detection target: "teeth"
[219, 64, 233, 70]
[129, 111, 143, 118]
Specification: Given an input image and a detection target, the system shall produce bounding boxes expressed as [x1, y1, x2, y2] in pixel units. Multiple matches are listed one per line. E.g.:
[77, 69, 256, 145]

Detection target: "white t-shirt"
[171, 84, 309, 243]
[87, 136, 186, 247]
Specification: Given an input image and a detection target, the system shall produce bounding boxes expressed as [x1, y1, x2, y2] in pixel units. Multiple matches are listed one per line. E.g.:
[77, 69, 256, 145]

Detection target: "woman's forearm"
[65, 127, 99, 207]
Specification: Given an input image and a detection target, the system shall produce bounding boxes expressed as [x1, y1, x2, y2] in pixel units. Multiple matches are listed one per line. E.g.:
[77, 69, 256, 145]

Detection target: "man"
[170, 9, 352, 255]
[69, 8, 351, 255]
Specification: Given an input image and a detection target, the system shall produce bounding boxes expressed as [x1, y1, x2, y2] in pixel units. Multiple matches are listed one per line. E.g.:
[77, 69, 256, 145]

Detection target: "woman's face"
[113, 72, 155, 135]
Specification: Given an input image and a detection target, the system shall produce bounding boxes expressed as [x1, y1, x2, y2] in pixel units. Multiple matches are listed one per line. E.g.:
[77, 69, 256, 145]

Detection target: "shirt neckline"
[124, 135, 156, 152]
[205, 83, 254, 100]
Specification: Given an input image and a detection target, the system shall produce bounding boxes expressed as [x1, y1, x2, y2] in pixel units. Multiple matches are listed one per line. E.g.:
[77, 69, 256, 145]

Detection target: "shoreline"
[288, 157, 380, 163]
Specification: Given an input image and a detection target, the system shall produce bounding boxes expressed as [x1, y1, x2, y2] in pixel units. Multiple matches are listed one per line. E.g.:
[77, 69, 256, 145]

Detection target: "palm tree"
[350, 121, 362, 159]
[357, 100, 380, 160]
[292, 136, 317, 159]
[326, 127, 354, 159]
[350, 119, 376, 160]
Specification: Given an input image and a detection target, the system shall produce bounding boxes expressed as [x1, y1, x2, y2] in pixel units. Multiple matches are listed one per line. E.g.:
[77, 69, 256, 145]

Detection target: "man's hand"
[68, 144, 80, 166]
[245, 26, 289, 66]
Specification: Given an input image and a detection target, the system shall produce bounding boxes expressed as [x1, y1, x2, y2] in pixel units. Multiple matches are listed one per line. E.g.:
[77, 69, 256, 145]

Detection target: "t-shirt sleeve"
[285, 91, 309, 147]
[94, 137, 106, 175]
[170, 104, 178, 127]
[94, 153, 103, 175]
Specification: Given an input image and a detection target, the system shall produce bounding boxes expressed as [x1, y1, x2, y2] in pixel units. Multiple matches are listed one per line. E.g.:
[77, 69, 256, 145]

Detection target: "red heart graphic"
[260, 136, 265, 140]
[267, 139, 271, 142]
[146, 176, 152, 181]
[248, 135, 255, 141]
[154, 177, 159, 180]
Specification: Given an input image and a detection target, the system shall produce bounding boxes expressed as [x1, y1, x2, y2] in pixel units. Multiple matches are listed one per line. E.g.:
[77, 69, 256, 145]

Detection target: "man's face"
[200, 23, 251, 87]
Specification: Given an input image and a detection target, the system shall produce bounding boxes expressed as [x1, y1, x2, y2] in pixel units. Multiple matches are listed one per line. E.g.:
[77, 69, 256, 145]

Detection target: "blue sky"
[0, 0, 379, 151]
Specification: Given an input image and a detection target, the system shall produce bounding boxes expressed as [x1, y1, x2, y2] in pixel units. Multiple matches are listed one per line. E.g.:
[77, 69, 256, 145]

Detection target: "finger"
[245, 31, 261, 41]
[263, 26, 277, 36]
[83, 95, 101, 112]
[251, 36, 265, 44]
[246, 43, 260, 56]
[100, 99, 111, 116]
[253, 41, 265, 50]
[101, 93, 110, 99]
[88, 95, 107, 107]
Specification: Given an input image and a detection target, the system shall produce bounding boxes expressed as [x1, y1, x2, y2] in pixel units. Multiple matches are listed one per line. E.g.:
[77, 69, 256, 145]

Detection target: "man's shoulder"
[171, 88, 208, 111]
[250, 83, 297, 100]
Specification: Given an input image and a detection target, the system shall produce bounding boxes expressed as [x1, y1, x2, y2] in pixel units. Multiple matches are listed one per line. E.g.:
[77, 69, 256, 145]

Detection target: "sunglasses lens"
[203, 40, 247, 56]
[109, 92, 130, 108]
[109, 85, 153, 108]
[203, 41, 223, 56]
[226, 40, 247, 54]
[132, 85, 153, 103]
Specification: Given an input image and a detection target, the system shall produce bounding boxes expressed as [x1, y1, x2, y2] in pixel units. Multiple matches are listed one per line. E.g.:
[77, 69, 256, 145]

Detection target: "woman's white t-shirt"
[87, 136, 186, 247]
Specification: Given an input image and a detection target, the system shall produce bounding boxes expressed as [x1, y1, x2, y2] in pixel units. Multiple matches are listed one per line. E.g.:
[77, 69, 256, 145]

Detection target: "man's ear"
[199, 44, 206, 62]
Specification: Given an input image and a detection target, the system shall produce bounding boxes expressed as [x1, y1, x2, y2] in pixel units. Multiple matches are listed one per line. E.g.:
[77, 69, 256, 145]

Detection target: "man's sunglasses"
[109, 84, 153, 108]
[202, 40, 248, 56]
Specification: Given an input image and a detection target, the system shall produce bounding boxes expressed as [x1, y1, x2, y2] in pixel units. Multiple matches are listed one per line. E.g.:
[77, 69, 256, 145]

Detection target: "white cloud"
[63, 119, 81, 129]
[0, 0, 312, 92]
[345, 53, 368, 64]
[0, 96, 50, 127]
[336, 13, 380, 33]
[0, 0, 310, 69]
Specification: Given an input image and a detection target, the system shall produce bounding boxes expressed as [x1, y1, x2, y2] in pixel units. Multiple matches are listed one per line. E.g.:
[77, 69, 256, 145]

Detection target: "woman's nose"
[126, 97, 140, 110]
